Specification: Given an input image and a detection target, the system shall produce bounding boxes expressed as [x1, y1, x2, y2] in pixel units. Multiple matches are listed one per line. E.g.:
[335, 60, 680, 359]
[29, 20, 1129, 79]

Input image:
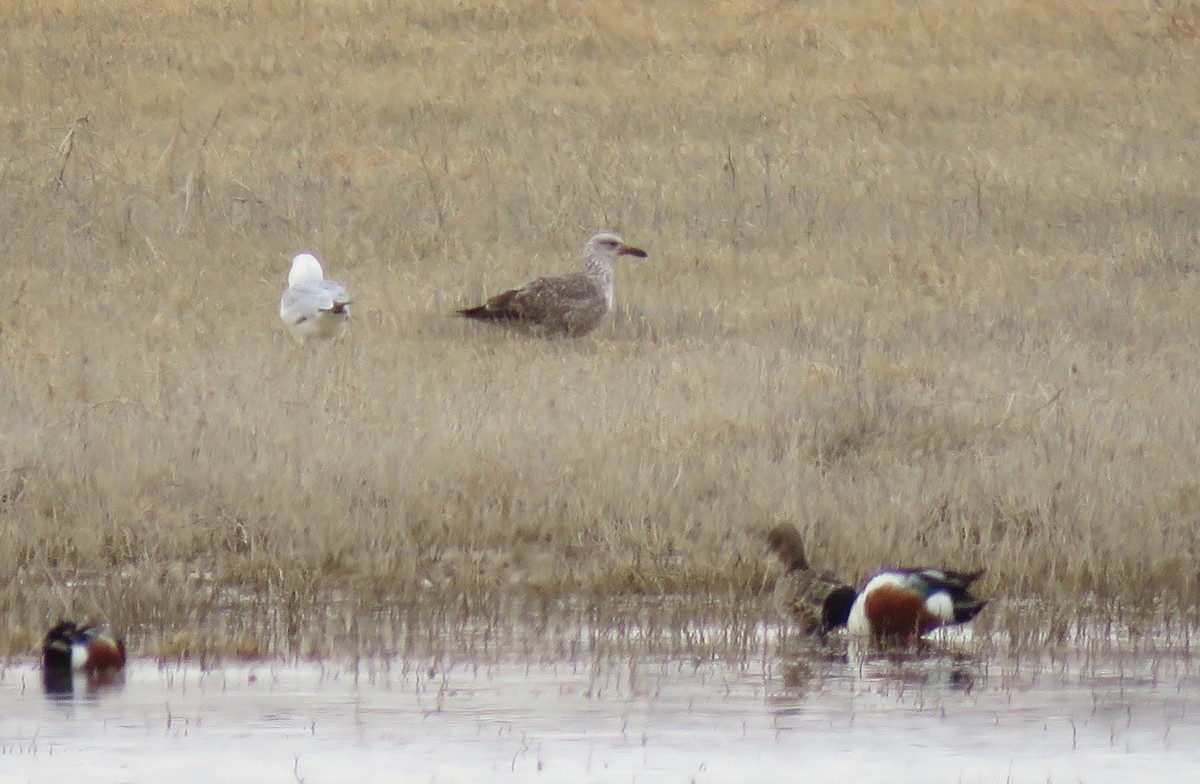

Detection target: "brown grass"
[3, 0, 1200, 650]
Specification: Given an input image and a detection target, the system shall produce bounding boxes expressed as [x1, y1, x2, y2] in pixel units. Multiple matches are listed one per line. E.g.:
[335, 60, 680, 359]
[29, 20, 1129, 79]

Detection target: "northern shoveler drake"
[767, 523, 987, 643]
[42, 620, 127, 695]
[766, 523, 857, 636]
[846, 567, 987, 643]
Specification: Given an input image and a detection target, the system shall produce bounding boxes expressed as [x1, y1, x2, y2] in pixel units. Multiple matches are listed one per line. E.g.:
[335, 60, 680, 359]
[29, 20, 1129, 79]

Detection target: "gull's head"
[584, 232, 648, 265]
[288, 252, 325, 287]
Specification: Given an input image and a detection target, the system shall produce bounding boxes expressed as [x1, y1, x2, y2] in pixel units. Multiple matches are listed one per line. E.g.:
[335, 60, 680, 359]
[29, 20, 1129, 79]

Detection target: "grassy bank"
[2, 1, 1200, 646]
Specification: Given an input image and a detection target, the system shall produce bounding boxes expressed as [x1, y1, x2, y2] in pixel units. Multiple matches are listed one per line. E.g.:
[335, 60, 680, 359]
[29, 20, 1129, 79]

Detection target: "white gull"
[279, 252, 352, 342]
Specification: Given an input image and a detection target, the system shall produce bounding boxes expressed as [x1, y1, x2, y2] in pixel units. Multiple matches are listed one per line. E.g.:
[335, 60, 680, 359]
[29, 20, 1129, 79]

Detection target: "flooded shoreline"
[2, 610, 1197, 783]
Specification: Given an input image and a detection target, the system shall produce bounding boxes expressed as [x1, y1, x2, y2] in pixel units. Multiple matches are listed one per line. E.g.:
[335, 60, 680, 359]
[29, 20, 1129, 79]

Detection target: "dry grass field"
[3, 0, 1200, 650]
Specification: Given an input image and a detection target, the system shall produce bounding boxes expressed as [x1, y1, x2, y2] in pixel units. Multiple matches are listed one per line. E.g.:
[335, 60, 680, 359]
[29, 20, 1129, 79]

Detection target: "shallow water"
[1, 623, 1197, 783]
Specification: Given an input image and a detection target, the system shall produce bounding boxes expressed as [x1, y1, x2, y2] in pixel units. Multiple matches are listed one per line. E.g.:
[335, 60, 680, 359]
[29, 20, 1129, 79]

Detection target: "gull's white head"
[288, 253, 326, 287]
[582, 231, 648, 270]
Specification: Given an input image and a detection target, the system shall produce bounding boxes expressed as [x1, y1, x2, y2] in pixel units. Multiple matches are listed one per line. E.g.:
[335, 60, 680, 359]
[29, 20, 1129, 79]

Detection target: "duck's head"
[766, 522, 810, 571]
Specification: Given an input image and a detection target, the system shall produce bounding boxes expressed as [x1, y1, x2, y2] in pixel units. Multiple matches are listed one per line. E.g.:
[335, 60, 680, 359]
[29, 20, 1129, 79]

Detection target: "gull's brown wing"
[459, 272, 608, 336]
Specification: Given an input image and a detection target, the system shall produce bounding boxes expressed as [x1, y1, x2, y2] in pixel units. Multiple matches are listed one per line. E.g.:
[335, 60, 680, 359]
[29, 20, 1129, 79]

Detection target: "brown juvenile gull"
[279, 252, 352, 343]
[457, 231, 648, 337]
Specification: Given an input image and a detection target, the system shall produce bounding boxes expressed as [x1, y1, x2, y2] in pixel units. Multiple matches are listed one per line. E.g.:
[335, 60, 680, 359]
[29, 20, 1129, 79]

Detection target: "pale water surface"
[0, 620, 1196, 783]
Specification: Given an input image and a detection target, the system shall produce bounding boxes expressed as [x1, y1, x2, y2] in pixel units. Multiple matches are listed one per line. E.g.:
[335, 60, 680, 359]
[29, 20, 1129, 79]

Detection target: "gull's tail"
[458, 290, 520, 321]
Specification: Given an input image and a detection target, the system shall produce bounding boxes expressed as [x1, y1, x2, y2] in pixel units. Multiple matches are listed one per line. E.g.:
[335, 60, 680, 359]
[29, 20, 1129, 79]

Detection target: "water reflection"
[41, 668, 126, 701]
[41, 666, 75, 699]
[770, 631, 988, 696]
[1, 608, 1197, 783]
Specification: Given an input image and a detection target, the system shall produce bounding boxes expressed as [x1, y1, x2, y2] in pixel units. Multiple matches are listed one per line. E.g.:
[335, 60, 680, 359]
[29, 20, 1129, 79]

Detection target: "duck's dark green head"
[43, 621, 81, 668]
[821, 587, 857, 634]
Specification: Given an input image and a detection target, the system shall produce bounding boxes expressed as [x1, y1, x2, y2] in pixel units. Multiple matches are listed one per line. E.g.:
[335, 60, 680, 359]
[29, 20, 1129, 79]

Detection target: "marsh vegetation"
[2, 1, 1200, 654]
